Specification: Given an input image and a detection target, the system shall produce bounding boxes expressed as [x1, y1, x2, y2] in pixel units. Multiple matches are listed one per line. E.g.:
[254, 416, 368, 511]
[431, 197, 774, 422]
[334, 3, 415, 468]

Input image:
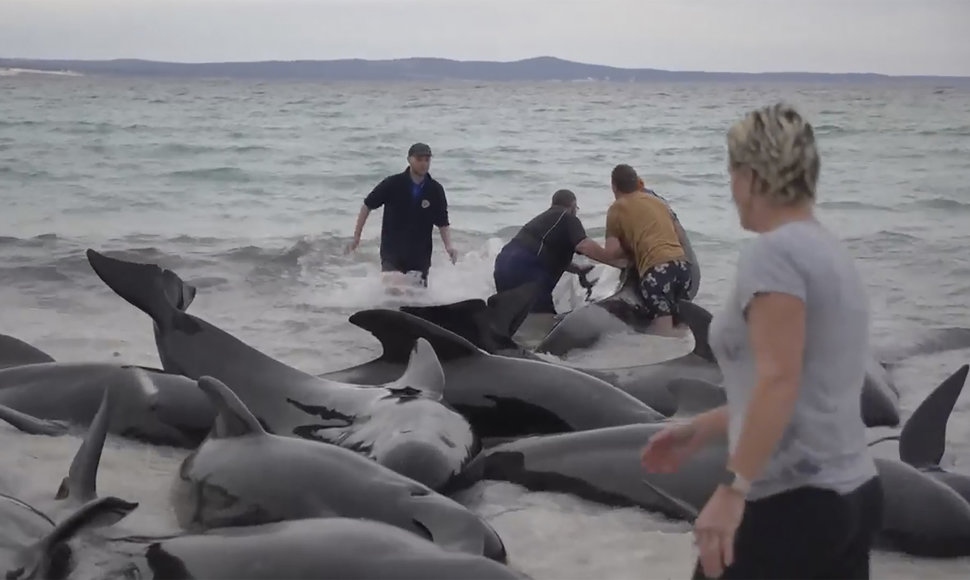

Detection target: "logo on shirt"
[420, 199, 430, 209]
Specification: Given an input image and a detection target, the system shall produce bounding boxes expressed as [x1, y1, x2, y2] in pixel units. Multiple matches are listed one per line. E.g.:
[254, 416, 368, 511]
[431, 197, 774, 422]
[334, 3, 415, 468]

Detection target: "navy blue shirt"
[505, 207, 588, 284]
[364, 167, 449, 271]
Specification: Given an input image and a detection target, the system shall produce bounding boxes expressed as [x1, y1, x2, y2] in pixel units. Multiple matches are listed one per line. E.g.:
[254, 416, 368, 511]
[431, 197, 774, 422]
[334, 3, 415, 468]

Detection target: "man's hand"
[446, 246, 459, 264]
[345, 238, 360, 255]
[576, 265, 598, 293]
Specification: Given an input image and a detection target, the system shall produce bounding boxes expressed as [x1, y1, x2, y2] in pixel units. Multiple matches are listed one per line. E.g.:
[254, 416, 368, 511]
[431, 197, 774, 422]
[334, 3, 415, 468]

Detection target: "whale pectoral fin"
[85, 249, 197, 328]
[0, 405, 69, 437]
[668, 378, 726, 418]
[13, 496, 138, 580]
[485, 281, 542, 342]
[899, 364, 969, 468]
[676, 300, 715, 363]
[195, 376, 267, 439]
[0, 334, 56, 370]
[640, 479, 699, 522]
[349, 309, 483, 364]
[387, 338, 446, 399]
[57, 382, 116, 504]
[409, 495, 485, 556]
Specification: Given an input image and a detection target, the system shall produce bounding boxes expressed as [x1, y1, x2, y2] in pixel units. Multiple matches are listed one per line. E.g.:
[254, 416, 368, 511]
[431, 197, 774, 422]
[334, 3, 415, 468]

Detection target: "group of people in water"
[346, 143, 699, 337]
[347, 102, 884, 579]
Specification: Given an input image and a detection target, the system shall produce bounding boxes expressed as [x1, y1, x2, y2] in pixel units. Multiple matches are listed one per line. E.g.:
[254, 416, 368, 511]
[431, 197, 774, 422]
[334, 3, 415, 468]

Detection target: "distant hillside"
[1, 56, 967, 85]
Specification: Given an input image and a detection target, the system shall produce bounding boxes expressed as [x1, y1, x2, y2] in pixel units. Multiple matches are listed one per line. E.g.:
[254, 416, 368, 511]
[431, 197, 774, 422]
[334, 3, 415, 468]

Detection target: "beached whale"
[85, 248, 477, 492]
[172, 375, 508, 562]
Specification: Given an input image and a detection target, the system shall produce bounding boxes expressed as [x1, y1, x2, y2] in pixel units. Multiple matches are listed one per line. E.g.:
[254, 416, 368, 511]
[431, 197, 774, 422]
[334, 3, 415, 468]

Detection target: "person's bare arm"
[726, 292, 805, 485]
[346, 205, 371, 253]
[576, 237, 629, 268]
[347, 178, 389, 253]
[724, 238, 808, 487]
[438, 225, 457, 263]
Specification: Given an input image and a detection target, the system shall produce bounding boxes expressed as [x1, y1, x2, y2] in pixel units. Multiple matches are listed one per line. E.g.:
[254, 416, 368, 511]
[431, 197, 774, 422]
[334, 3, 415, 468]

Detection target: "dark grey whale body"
[173, 375, 508, 563]
[2, 379, 140, 580]
[85, 248, 476, 492]
[0, 344, 215, 448]
[459, 365, 970, 558]
[318, 307, 666, 441]
[399, 281, 902, 427]
[533, 267, 658, 356]
[114, 517, 531, 580]
[869, 364, 970, 505]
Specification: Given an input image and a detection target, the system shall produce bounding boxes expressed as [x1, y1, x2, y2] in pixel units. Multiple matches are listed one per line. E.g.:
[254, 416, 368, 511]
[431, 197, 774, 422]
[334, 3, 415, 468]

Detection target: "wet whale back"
[0, 334, 56, 371]
[183, 376, 507, 562]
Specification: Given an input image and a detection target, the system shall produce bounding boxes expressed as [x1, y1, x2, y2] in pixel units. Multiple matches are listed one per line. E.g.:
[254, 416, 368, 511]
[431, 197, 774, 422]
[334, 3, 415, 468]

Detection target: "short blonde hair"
[727, 102, 820, 205]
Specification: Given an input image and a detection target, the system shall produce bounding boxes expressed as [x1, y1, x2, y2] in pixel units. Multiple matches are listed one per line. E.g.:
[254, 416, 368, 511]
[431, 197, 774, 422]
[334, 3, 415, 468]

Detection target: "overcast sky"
[2, 0, 968, 76]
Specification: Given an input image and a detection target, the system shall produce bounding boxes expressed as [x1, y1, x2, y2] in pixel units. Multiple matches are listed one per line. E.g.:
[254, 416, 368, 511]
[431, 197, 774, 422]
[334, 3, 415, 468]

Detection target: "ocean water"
[1, 73, 970, 578]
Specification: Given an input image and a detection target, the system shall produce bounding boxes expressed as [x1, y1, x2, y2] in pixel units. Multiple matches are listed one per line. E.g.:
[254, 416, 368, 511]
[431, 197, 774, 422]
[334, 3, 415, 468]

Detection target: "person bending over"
[641, 103, 882, 580]
[638, 176, 701, 301]
[493, 189, 621, 314]
[346, 142, 458, 287]
[597, 164, 692, 336]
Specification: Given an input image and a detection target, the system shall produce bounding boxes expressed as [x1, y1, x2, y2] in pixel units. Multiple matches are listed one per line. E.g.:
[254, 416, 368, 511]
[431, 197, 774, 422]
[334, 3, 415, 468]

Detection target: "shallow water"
[1, 75, 969, 577]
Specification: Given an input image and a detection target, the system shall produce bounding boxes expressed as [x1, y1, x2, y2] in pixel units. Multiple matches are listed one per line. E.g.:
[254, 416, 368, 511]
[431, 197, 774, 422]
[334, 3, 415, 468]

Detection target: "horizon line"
[1, 55, 967, 80]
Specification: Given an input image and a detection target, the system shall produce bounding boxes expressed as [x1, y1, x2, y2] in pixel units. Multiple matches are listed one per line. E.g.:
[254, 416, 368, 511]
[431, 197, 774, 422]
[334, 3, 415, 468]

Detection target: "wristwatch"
[719, 468, 751, 497]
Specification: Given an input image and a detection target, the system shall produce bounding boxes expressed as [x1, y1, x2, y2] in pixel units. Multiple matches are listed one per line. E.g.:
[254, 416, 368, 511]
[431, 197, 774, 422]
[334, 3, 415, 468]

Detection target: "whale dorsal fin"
[899, 364, 969, 468]
[10, 496, 138, 580]
[0, 334, 56, 370]
[386, 338, 446, 400]
[85, 249, 197, 331]
[676, 300, 715, 363]
[669, 378, 726, 418]
[399, 299, 491, 349]
[399, 282, 540, 354]
[56, 382, 115, 504]
[196, 376, 266, 438]
[348, 309, 482, 363]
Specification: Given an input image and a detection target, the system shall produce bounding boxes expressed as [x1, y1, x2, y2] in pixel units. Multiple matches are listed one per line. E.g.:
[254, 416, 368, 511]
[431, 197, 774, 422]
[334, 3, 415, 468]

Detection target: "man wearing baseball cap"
[347, 142, 458, 287]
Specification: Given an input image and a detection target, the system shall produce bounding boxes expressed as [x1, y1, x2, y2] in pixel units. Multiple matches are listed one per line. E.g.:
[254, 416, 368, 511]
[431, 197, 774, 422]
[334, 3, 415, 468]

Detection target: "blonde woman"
[641, 103, 883, 579]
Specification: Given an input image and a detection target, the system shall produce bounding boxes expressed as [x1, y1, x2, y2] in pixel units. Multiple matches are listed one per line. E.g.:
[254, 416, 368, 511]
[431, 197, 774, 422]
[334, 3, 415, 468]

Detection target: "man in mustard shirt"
[599, 164, 694, 336]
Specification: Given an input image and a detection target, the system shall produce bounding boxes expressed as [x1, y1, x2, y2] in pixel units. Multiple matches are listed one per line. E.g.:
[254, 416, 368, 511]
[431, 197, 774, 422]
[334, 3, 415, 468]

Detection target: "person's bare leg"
[647, 315, 688, 338]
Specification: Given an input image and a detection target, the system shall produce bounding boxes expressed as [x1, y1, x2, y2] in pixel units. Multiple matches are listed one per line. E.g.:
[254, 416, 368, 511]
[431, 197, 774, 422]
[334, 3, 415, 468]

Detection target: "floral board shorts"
[636, 259, 693, 322]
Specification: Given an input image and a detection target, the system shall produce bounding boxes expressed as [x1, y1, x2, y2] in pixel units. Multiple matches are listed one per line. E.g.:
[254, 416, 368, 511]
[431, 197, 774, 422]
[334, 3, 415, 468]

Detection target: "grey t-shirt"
[709, 219, 878, 500]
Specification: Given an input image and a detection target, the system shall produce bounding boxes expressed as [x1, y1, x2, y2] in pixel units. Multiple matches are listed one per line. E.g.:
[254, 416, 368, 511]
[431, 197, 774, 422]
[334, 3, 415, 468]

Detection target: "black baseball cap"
[408, 142, 432, 157]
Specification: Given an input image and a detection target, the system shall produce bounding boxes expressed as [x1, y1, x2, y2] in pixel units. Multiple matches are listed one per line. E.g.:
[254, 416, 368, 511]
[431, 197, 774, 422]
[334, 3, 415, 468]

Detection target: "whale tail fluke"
[85, 249, 197, 330]
[10, 496, 138, 580]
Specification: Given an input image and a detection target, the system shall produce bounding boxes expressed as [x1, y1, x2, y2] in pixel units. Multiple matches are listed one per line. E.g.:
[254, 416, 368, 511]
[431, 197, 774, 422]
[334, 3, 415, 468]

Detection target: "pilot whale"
[458, 365, 970, 558]
[319, 307, 666, 442]
[0, 336, 215, 448]
[172, 375, 508, 562]
[112, 517, 530, 580]
[399, 281, 902, 428]
[85, 248, 477, 492]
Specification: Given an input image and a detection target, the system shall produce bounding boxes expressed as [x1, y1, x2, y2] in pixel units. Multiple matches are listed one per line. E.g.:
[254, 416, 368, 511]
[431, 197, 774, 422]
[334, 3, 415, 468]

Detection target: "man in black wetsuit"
[346, 142, 458, 287]
[493, 189, 623, 314]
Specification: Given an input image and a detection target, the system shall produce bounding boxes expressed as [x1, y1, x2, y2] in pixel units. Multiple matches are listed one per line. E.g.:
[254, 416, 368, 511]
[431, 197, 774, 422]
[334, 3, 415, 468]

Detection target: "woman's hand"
[640, 421, 708, 474]
[694, 485, 746, 578]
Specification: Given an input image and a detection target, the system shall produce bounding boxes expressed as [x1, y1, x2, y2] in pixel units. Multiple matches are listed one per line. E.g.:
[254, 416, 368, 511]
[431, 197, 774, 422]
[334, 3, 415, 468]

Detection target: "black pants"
[691, 477, 883, 580]
[493, 243, 557, 314]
